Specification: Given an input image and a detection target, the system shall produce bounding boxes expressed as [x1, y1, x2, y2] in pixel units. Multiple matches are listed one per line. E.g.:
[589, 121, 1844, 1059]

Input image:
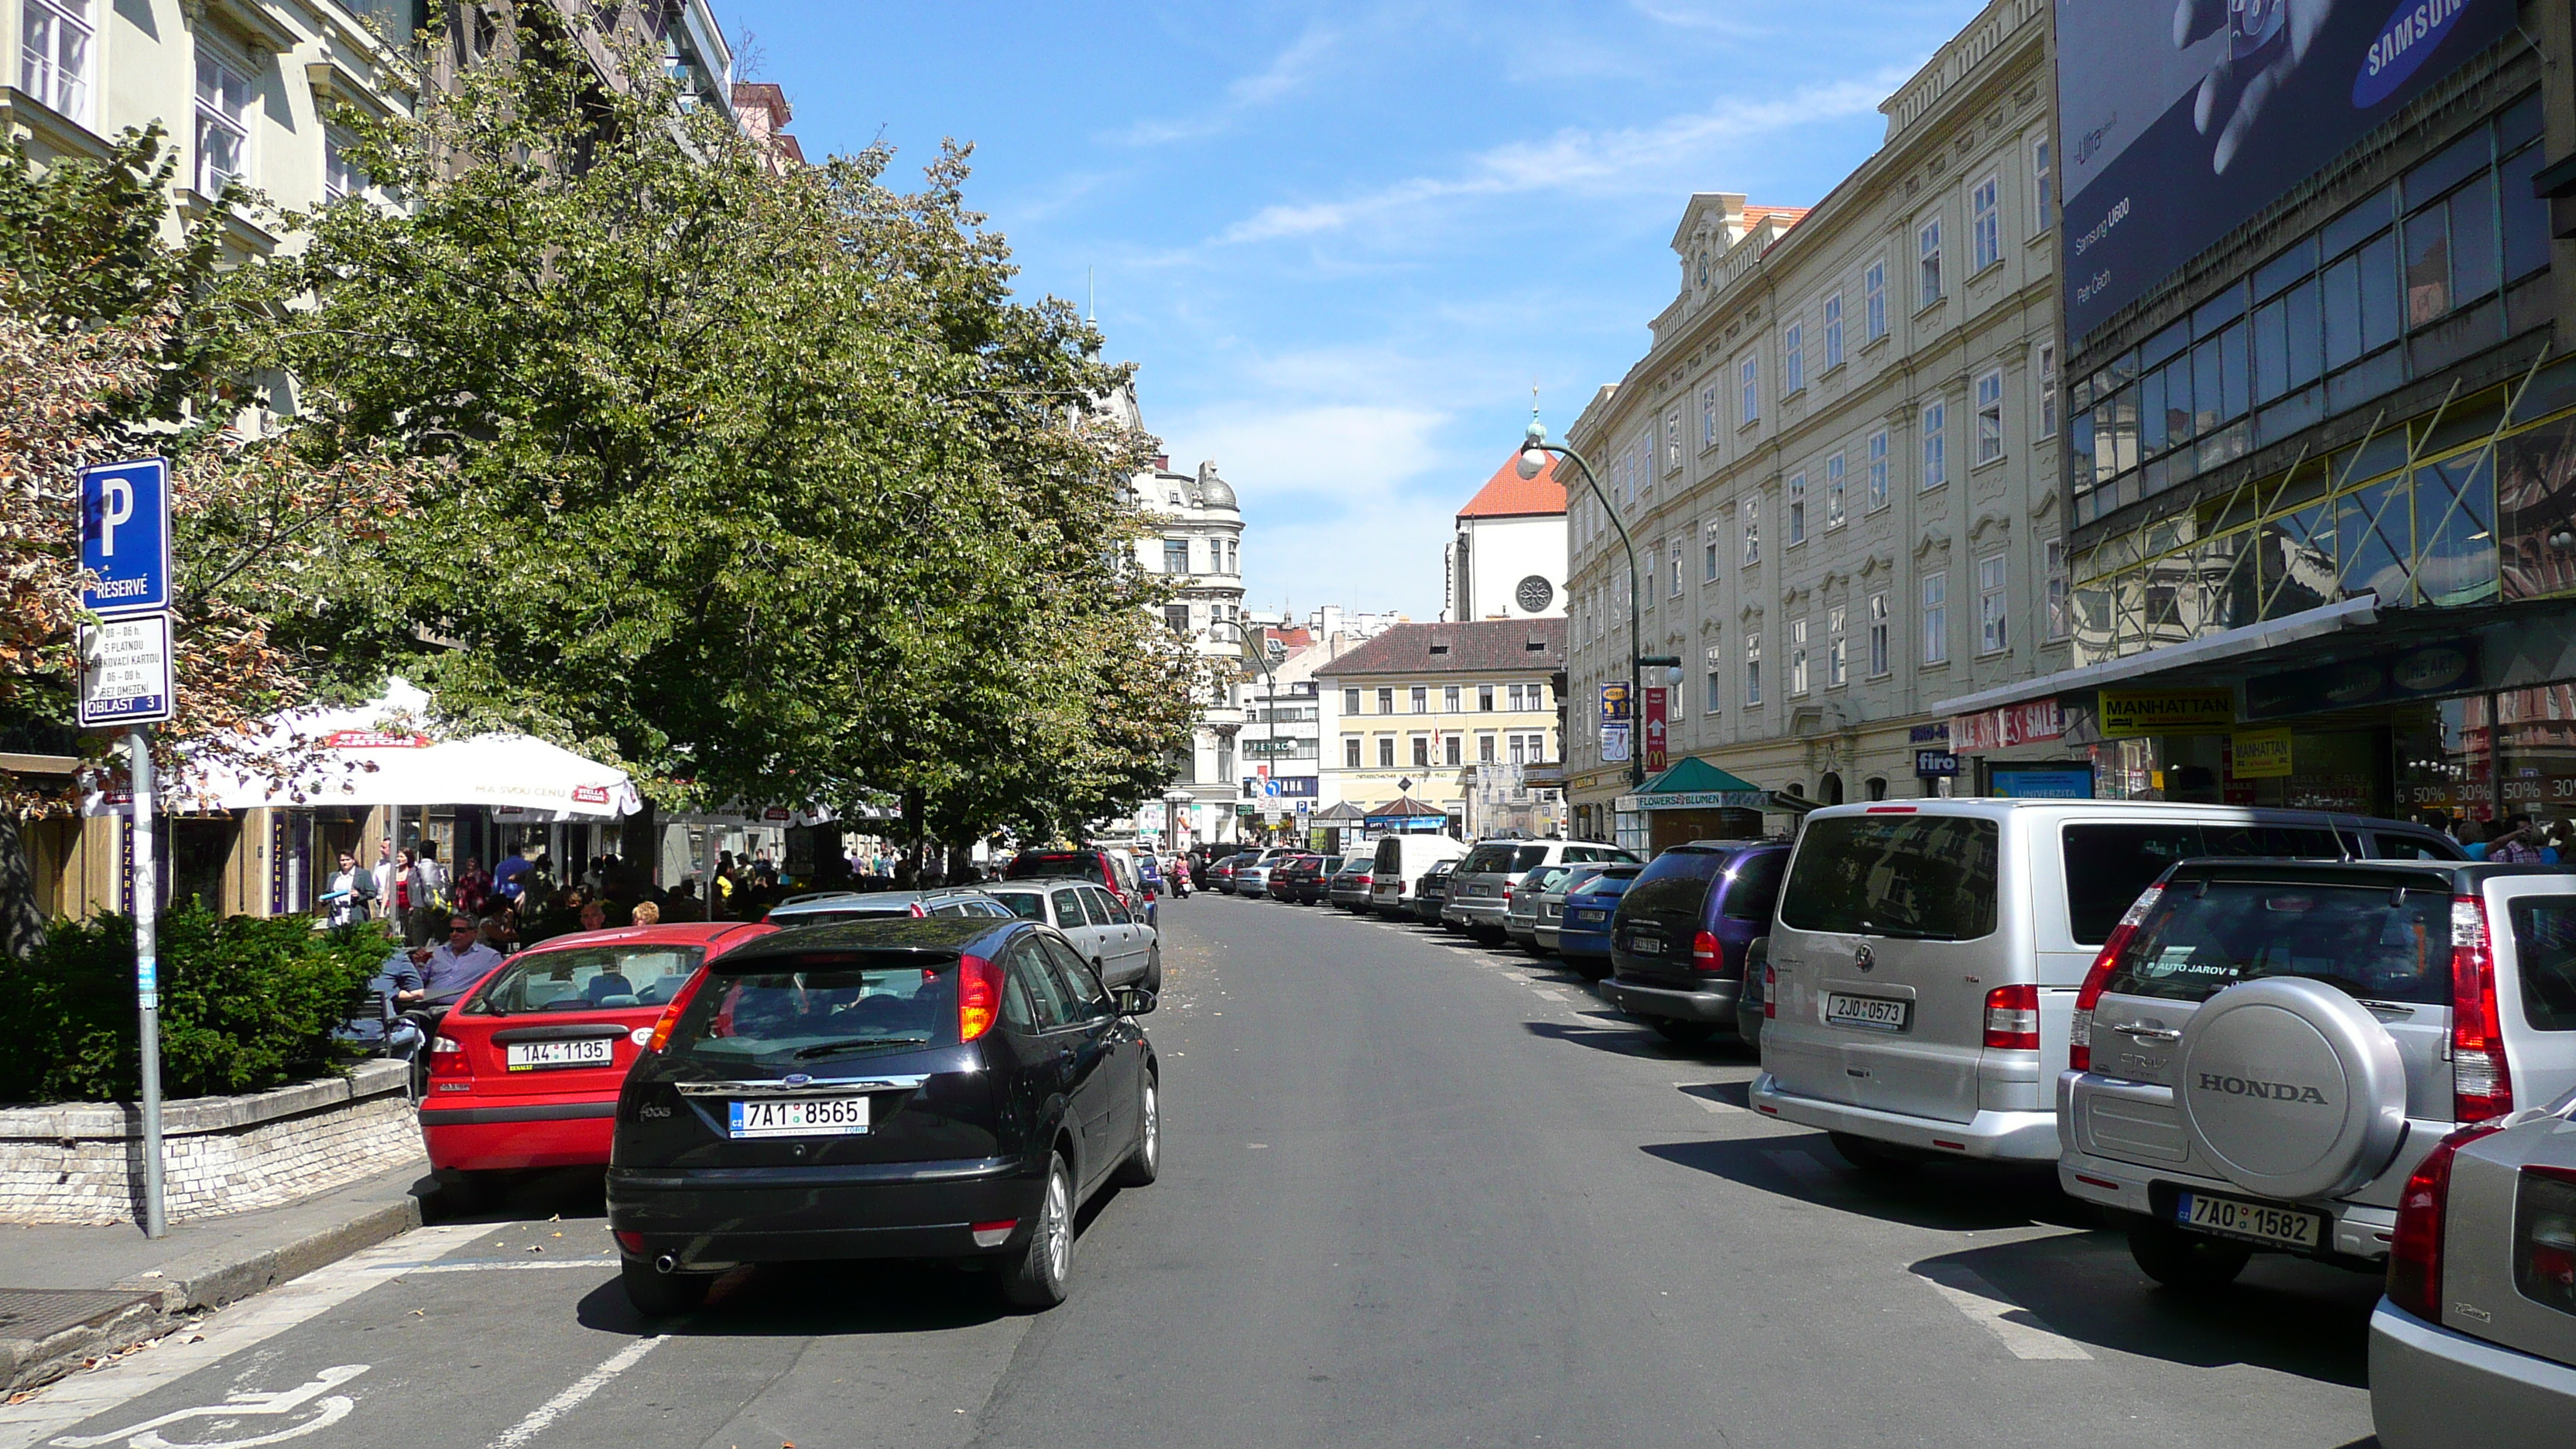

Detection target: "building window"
[1163, 604, 1192, 635]
[1922, 570, 1948, 665]
[195, 53, 254, 197]
[1703, 524, 1720, 581]
[1822, 292, 1844, 369]
[1445, 735, 1462, 766]
[1344, 687, 1361, 715]
[1742, 494, 1761, 564]
[1478, 683, 1495, 711]
[2033, 135, 2054, 233]
[1704, 646, 1723, 712]
[1917, 217, 1942, 307]
[1824, 452, 1846, 529]
[1410, 686, 1427, 714]
[1865, 259, 1887, 340]
[1790, 618, 1810, 696]
[1377, 736, 1396, 769]
[1744, 632, 1762, 706]
[1978, 553, 2008, 654]
[1478, 732, 1496, 763]
[1376, 687, 1394, 714]
[1669, 546, 1683, 597]
[324, 127, 367, 201]
[1444, 684, 1461, 712]
[1786, 474, 1807, 546]
[1412, 735, 1430, 768]
[2045, 539, 2070, 641]
[1505, 683, 1524, 711]
[2036, 343, 2058, 438]
[1344, 736, 1362, 768]
[1739, 355, 1759, 426]
[1665, 409, 1683, 471]
[1971, 175, 2001, 272]
[1827, 605, 1848, 687]
[1921, 401, 1947, 488]
[1163, 538, 1190, 574]
[1868, 592, 1889, 676]
[21, 0, 93, 122]
[1699, 382, 1719, 448]
[1867, 430, 1889, 511]
[1975, 368, 2005, 464]
[1783, 322, 1804, 395]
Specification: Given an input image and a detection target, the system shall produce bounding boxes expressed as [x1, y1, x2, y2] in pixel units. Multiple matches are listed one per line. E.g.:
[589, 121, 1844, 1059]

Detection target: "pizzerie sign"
[1950, 700, 2064, 754]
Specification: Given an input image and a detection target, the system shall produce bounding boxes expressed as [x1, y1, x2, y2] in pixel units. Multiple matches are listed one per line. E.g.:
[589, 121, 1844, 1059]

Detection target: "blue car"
[1554, 866, 1642, 981]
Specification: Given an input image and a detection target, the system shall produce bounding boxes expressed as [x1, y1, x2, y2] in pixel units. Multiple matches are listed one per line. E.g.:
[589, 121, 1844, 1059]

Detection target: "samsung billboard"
[2059, 0, 2516, 343]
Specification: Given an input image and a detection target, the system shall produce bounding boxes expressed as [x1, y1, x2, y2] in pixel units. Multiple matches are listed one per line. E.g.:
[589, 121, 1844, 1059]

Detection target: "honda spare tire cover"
[2174, 977, 2406, 1201]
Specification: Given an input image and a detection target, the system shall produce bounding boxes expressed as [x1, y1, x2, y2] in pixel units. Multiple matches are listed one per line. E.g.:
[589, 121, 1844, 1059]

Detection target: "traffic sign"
[79, 612, 174, 727]
[80, 458, 171, 615]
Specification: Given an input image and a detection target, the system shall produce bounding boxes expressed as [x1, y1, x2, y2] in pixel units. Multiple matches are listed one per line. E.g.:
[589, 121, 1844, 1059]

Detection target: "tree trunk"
[0, 815, 48, 961]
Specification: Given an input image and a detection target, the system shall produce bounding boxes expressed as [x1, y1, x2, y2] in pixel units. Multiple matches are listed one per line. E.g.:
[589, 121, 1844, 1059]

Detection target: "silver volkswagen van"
[1751, 800, 2462, 1166]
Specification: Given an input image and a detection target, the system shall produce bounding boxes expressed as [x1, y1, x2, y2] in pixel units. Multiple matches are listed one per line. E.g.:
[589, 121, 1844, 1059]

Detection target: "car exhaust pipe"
[654, 1254, 679, 1276]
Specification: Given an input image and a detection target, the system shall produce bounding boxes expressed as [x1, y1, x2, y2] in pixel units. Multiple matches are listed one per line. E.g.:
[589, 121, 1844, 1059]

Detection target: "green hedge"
[0, 906, 392, 1104]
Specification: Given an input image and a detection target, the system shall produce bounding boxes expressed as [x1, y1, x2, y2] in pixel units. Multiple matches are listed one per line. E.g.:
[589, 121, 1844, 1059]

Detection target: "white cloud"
[1160, 402, 1448, 510]
[1108, 25, 1338, 146]
[1215, 74, 1896, 245]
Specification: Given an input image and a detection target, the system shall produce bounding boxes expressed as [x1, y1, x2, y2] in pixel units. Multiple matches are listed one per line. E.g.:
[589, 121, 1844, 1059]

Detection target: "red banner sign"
[323, 729, 432, 748]
[1643, 687, 1669, 773]
[1951, 699, 2065, 753]
[570, 785, 611, 805]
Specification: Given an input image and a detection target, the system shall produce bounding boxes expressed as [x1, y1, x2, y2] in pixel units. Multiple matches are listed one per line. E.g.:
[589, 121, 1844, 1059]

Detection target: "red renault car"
[420, 921, 772, 1194]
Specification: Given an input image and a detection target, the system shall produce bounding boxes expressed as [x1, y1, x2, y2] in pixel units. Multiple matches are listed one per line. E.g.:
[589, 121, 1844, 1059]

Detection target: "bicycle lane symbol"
[47, 1365, 368, 1449]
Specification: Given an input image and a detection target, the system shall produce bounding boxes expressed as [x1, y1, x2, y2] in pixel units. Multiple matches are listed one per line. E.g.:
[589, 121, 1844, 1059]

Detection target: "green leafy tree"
[237, 26, 1208, 839]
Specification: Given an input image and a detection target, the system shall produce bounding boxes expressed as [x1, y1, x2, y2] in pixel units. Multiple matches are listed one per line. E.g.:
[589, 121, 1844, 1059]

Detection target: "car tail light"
[2451, 894, 2515, 1122]
[2388, 1122, 2504, 1318]
[613, 1230, 646, 1255]
[971, 1218, 1017, 1249]
[2513, 1163, 2576, 1317]
[1983, 984, 2040, 1050]
[1762, 961, 1777, 1019]
[1691, 930, 1721, 971]
[645, 966, 711, 1053]
[429, 1033, 469, 1078]
[2071, 884, 2163, 1072]
[958, 952, 1002, 1042]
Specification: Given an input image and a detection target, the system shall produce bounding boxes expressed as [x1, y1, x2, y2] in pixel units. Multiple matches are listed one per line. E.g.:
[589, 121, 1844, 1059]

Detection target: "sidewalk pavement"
[1, 1157, 430, 1395]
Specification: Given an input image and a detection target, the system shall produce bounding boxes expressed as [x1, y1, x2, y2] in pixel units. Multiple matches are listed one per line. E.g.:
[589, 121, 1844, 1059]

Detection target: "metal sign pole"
[128, 727, 166, 1238]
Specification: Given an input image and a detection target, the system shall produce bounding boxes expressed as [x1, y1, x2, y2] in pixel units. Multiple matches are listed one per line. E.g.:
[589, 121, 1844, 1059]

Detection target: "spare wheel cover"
[2174, 977, 2406, 1201]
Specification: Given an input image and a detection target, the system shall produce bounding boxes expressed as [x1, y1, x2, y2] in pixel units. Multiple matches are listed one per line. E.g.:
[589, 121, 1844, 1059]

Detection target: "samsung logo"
[2199, 1071, 2330, 1105]
[2071, 196, 2130, 258]
[2355, 0, 2472, 107]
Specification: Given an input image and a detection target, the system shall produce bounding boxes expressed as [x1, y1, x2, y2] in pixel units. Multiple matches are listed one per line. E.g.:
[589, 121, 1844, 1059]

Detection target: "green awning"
[1640, 758, 1762, 794]
[1622, 757, 1769, 812]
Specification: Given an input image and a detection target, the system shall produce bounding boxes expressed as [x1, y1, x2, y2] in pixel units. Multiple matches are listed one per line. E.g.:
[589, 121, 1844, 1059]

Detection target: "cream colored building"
[1318, 618, 1567, 838]
[1561, 0, 2067, 848]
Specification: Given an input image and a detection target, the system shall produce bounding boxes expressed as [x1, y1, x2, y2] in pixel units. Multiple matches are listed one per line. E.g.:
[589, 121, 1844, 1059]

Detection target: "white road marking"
[47, 1364, 368, 1448]
[483, 1334, 668, 1449]
[1530, 988, 1569, 1002]
[1914, 1262, 2095, 1361]
[1761, 1148, 1841, 1192]
[0, 1225, 489, 1449]
[395, 1259, 618, 1275]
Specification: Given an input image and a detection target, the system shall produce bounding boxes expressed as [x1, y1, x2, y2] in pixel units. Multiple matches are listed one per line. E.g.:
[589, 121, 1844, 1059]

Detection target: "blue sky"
[722, 1, 1989, 621]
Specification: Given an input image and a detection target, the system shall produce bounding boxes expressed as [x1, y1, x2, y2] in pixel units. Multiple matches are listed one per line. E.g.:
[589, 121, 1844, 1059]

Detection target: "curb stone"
[2, 1194, 423, 1396]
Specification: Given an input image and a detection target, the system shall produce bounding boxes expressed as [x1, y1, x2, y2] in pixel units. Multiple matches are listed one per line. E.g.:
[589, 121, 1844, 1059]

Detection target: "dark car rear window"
[1570, 865, 1640, 898]
[772, 906, 913, 927]
[2101, 880, 2452, 1005]
[2061, 824, 2344, 945]
[1514, 846, 1549, 871]
[1781, 816, 2000, 941]
[471, 944, 705, 1014]
[2507, 898, 2576, 1030]
[666, 951, 960, 1064]
[1461, 844, 1520, 875]
[1622, 849, 1730, 922]
[1719, 851, 1787, 922]
[1007, 852, 1095, 879]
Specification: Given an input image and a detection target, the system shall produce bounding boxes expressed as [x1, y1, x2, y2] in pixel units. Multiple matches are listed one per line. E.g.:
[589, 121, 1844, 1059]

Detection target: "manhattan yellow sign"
[2232, 728, 2294, 779]
[2098, 688, 2235, 737]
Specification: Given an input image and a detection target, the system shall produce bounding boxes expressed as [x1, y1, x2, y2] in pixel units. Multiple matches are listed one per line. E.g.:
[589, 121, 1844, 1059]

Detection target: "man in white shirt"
[371, 841, 398, 923]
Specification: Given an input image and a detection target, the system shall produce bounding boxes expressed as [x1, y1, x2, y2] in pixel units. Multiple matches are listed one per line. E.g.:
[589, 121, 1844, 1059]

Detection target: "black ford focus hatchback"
[608, 916, 1160, 1314]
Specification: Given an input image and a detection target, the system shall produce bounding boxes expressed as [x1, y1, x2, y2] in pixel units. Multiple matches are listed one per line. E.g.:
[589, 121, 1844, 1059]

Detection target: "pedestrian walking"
[371, 840, 398, 923]
[322, 850, 375, 928]
[493, 843, 531, 905]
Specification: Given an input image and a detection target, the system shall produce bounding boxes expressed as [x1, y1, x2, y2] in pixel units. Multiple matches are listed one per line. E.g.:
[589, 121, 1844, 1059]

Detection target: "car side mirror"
[1112, 985, 1159, 1017]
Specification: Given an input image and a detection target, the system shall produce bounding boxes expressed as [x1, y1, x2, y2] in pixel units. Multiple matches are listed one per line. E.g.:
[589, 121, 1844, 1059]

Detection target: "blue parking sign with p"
[80, 458, 171, 615]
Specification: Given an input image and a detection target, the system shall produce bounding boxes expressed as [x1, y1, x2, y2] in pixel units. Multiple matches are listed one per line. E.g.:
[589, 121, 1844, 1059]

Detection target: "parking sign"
[80, 458, 172, 615]
[79, 612, 174, 726]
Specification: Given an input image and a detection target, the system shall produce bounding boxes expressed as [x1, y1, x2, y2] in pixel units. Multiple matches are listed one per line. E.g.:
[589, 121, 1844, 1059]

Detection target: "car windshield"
[471, 945, 704, 1015]
[991, 893, 1046, 920]
[666, 952, 961, 1064]
[2102, 879, 2453, 1005]
[1461, 844, 1519, 875]
[1514, 846, 1550, 871]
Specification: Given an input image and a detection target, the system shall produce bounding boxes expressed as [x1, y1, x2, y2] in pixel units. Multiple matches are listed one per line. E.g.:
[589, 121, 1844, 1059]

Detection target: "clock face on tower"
[1515, 575, 1556, 613]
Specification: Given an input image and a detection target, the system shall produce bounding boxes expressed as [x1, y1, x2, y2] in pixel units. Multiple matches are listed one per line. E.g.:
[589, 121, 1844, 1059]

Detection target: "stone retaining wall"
[0, 1060, 418, 1225]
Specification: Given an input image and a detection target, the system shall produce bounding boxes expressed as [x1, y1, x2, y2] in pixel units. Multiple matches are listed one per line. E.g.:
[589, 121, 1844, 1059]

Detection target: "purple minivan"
[1598, 841, 1788, 1046]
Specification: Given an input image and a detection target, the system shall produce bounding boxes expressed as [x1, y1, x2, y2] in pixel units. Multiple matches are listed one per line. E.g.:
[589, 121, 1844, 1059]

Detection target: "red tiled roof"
[1458, 451, 1566, 520]
[1744, 205, 1808, 231]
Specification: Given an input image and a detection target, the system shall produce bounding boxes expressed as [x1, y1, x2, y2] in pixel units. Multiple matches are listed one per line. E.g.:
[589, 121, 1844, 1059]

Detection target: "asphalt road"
[2, 894, 2381, 1449]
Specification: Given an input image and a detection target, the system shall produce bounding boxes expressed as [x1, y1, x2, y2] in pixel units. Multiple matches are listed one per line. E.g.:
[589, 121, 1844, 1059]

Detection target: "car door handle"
[2109, 1023, 2182, 1043]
